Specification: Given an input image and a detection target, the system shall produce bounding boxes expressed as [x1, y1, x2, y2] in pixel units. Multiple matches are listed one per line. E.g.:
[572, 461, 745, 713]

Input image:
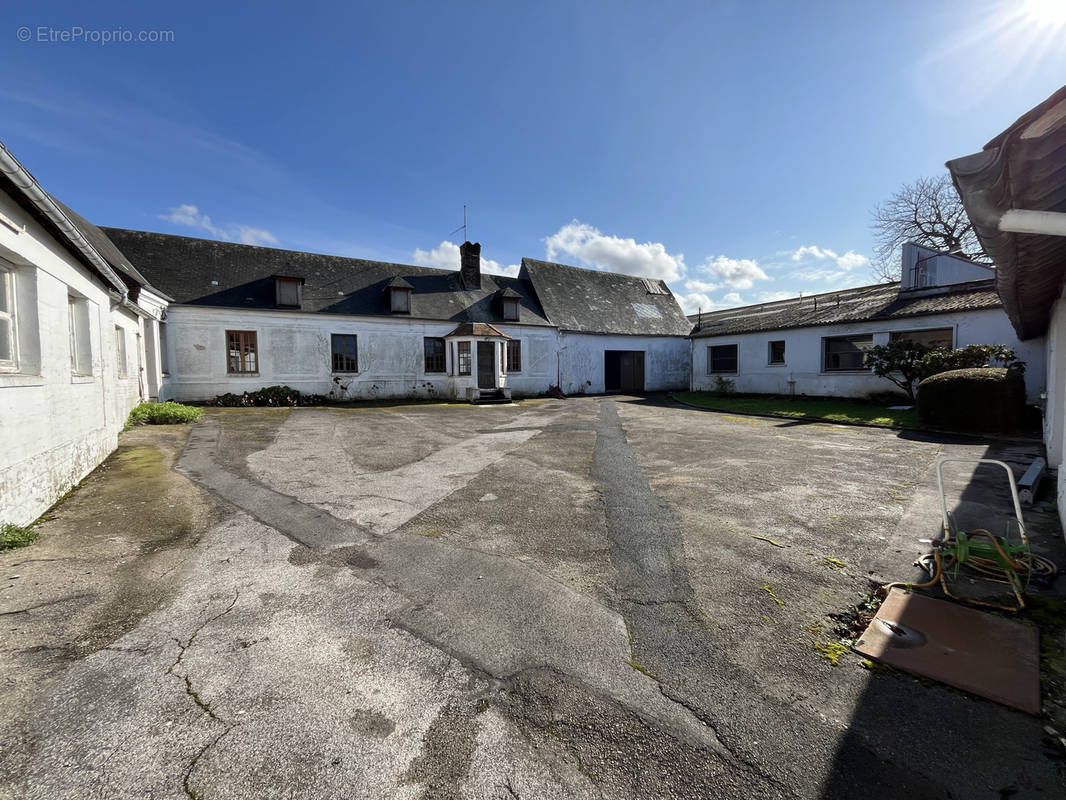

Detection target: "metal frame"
[935, 458, 1026, 540]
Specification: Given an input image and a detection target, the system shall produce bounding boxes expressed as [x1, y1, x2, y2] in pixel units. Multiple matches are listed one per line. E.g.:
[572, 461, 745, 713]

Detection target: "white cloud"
[683, 279, 720, 293]
[544, 221, 686, 282]
[676, 290, 748, 315]
[412, 240, 520, 277]
[701, 255, 769, 290]
[789, 244, 870, 280]
[160, 204, 278, 246]
[758, 290, 798, 303]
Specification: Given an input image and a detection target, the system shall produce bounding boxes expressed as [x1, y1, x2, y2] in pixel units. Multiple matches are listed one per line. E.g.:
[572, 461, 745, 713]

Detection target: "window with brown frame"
[331, 333, 358, 373]
[457, 341, 471, 375]
[424, 337, 445, 373]
[227, 330, 258, 374]
[506, 339, 521, 372]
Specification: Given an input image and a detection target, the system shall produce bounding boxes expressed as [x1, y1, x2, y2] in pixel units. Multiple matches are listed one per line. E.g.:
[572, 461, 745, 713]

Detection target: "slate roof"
[947, 84, 1066, 340]
[50, 197, 153, 291]
[690, 280, 1002, 338]
[520, 258, 692, 336]
[100, 229, 553, 327]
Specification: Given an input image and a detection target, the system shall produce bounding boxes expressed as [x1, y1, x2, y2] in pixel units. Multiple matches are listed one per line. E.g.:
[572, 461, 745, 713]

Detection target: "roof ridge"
[522, 256, 669, 284]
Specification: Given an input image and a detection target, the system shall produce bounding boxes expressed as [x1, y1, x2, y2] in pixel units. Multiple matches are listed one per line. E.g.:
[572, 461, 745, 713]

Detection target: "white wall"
[160, 306, 562, 401]
[0, 190, 150, 527]
[691, 309, 1046, 401]
[1043, 288, 1066, 533]
[557, 332, 690, 395]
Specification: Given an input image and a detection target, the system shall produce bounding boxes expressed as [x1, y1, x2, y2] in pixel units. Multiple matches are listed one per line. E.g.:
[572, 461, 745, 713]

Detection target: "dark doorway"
[604, 350, 645, 392]
[477, 341, 496, 389]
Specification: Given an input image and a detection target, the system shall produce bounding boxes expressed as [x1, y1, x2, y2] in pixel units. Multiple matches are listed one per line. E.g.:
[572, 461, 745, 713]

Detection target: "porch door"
[604, 350, 645, 392]
[477, 341, 495, 389]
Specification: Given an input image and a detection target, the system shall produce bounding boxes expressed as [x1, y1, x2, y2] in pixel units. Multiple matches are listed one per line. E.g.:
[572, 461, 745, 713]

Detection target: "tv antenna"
[449, 204, 468, 242]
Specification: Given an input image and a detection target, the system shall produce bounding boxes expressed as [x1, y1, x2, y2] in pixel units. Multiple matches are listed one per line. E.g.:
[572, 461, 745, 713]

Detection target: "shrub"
[916, 366, 1026, 432]
[125, 401, 202, 429]
[866, 342, 1020, 402]
[711, 376, 736, 395]
[1, 522, 37, 551]
[211, 385, 326, 407]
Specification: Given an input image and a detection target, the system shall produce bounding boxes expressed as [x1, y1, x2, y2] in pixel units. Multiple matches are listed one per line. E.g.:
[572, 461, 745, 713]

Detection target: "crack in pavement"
[166, 590, 240, 799]
[592, 400, 792, 796]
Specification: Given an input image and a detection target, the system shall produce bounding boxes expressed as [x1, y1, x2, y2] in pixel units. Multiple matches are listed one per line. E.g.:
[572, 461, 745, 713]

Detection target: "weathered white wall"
[0, 190, 150, 527]
[691, 309, 1046, 401]
[160, 306, 563, 401]
[557, 332, 690, 395]
[1043, 289, 1066, 534]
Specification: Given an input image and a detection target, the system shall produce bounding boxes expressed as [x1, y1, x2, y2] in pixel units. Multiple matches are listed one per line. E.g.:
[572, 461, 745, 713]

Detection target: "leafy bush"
[126, 401, 202, 429]
[711, 376, 736, 395]
[916, 366, 1026, 432]
[1, 522, 37, 551]
[866, 342, 1020, 402]
[211, 385, 326, 407]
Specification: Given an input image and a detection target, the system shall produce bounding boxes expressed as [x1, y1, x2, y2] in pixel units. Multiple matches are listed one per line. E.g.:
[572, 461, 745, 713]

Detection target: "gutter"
[0, 141, 129, 297]
[997, 209, 1066, 237]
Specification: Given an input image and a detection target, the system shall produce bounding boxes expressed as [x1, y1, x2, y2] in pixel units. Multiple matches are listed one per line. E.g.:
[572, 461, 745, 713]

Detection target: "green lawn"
[673, 392, 920, 429]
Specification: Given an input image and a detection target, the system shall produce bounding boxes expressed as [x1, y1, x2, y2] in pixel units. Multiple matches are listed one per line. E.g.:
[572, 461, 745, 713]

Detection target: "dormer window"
[386, 276, 413, 314]
[499, 287, 521, 321]
[274, 276, 303, 308]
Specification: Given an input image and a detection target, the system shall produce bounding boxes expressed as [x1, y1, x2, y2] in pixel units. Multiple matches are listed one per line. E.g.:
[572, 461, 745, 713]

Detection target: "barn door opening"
[604, 350, 645, 393]
[477, 341, 496, 389]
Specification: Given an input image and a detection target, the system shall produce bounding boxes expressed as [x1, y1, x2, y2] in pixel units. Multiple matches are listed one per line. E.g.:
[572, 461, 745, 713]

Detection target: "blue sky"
[5, 0, 1066, 313]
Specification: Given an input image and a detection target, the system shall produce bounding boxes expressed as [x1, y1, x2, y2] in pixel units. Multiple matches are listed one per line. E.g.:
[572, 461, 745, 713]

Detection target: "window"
[503, 297, 520, 321]
[506, 339, 522, 373]
[226, 330, 258, 373]
[115, 326, 128, 378]
[823, 334, 873, 371]
[0, 266, 16, 371]
[890, 328, 953, 349]
[707, 344, 738, 374]
[390, 287, 411, 314]
[457, 341, 471, 375]
[331, 333, 358, 373]
[424, 337, 445, 373]
[159, 322, 169, 375]
[275, 277, 302, 308]
[68, 295, 92, 376]
[642, 278, 669, 295]
[768, 340, 786, 365]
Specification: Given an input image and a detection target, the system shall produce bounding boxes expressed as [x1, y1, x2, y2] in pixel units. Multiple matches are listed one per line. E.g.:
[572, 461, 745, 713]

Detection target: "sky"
[4, 0, 1066, 314]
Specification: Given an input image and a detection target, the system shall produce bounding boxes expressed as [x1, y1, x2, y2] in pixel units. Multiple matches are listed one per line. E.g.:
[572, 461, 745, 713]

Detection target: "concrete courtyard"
[1, 396, 1063, 799]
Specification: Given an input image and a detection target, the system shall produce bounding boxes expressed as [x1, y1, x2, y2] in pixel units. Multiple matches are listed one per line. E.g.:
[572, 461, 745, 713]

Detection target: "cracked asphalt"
[1, 395, 1063, 799]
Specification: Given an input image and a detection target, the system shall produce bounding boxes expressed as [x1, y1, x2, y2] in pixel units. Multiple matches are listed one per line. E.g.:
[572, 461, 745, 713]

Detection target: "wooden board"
[854, 589, 1040, 715]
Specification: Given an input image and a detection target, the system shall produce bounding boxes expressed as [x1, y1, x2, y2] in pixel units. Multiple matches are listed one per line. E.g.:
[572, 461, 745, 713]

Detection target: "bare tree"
[870, 174, 988, 281]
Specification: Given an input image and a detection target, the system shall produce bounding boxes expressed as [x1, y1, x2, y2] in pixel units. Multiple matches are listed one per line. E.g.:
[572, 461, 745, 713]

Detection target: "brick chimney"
[460, 241, 481, 289]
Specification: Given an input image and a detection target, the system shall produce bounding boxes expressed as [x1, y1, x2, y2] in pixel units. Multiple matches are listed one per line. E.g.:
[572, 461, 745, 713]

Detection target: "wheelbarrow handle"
[934, 458, 1027, 541]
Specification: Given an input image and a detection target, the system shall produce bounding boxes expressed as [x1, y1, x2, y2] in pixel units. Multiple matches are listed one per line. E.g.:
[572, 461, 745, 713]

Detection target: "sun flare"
[1023, 0, 1066, 27]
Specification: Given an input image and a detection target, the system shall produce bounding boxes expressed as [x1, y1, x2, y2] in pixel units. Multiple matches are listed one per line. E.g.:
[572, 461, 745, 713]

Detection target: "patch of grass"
[674, 392, 920, 429]
[0, 522, 37, 551]
[125, 401, 202, 430]
[822, 556, 847, 571]
[761, 584, 785, 607]
[753, 535, 788, 548]
[813, 640, 849, 666]
[860, 658, 895, 675]
[629, 660, 660, 680]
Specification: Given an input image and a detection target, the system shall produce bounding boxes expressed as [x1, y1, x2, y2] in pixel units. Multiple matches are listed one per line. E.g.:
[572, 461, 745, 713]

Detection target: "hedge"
[211, 385, 326, 407]
[125, 401, 202, 429]
[916, 367, 1026, 432]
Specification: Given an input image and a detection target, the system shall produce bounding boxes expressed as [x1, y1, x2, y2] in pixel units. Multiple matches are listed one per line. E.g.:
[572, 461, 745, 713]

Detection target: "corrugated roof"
[947, 84, 1066, 340]
[520, 258, 692, 336]
[690, 280, 1001, 338]
[101, 228, 553, 327]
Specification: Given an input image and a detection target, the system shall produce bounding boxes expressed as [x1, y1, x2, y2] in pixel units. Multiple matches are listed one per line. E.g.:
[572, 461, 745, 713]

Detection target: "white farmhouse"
[101, 230, 693, 402]
[948, 84, 1066, 530]
[0, 142, 168, 527]
[688, 243, 1045, 401]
